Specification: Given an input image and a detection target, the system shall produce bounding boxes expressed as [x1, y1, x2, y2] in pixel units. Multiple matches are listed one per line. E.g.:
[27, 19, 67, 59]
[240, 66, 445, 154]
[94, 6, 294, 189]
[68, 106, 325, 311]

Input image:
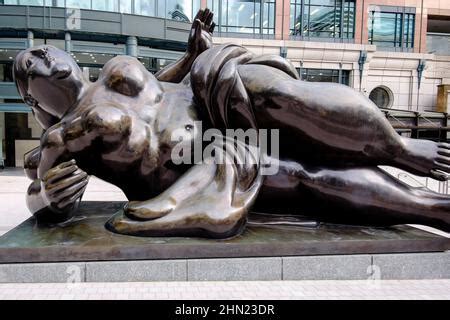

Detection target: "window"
[297, 68, 350, 85]
[207, 0, 275, 36]
[3, 0, 201, 21]
[134, 0, 156, 17]
[0, 49, 19, 82]
[66, 0, 90, 9]
[0, 63, 13, 82]
[134, 0, 200, 21]
[138, 57, 176, 74]
[119, 0, 132, 13]
[166, 0, 200, 22]
[18, 0, 44, 5]
[368, 10, 415, 49]
[92, 0, 119, 12]
[369, 86, 393, 108]
[290, 0, 355, 40]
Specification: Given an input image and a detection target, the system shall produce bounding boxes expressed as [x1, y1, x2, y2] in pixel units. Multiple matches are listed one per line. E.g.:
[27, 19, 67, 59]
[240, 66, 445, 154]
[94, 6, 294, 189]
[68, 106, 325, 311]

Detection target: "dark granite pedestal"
[0, 201, 449, 264]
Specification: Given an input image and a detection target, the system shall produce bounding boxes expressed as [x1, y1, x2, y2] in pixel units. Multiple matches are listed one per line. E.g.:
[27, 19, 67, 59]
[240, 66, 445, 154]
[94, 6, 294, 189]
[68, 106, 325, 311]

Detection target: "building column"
[417, 5, 427, 54]
[354, 0, 364, 44]
[275, 0, 290, 40]
[126, 36, 138, 57]
[65, 32, 71, 52]
[27, 30, 34, 48]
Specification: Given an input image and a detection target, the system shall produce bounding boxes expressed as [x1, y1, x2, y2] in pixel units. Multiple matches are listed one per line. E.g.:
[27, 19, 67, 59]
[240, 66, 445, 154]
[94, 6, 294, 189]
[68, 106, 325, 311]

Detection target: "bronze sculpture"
[13, 9, 450, 238]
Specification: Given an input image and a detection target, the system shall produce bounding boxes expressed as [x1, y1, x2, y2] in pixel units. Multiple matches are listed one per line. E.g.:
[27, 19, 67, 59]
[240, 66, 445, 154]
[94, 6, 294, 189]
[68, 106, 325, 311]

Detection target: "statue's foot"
[106, 204, 247, 239]
[398, 138, 450, 181]
[125, 197, 175, 220]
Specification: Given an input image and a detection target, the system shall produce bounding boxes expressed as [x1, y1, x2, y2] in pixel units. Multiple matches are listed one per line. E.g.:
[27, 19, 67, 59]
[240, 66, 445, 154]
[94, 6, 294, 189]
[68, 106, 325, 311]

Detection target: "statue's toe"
[124, 197, 175, 220]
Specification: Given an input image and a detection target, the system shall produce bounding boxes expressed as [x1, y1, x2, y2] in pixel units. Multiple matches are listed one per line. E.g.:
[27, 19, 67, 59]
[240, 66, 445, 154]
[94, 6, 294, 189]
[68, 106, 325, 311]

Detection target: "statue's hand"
[41, 159, 89, 211]
[187, 8, 215, 57]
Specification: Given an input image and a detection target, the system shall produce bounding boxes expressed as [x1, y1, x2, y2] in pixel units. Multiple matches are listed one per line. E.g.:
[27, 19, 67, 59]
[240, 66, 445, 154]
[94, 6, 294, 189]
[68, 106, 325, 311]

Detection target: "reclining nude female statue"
[13, 9, 450, 238]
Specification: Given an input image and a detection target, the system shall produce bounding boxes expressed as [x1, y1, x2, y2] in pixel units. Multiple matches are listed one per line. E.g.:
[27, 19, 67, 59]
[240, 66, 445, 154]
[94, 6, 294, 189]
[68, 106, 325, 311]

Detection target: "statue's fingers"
[194, 8, 203, 21]
[209, 21, 216, 33]
[57, 183, 88, 209]
[44, 163, 78, 184]
[56, 159, 76, 170]
[205, 11, 214, 26]
[201, 8, 210, 21]
[52, 178, 88, 201]
[47, 170, 88, 195]
[194, 18, 202, 35]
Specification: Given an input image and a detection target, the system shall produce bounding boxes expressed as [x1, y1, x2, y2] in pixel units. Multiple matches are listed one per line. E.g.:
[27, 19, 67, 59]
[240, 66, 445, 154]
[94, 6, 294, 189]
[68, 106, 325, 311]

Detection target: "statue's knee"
[84, 106, 131, 138]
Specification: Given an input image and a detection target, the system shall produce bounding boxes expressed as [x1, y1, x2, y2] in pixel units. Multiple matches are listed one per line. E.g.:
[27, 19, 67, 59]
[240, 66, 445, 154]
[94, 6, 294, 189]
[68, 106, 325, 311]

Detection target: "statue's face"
[14, 45, 84, 118]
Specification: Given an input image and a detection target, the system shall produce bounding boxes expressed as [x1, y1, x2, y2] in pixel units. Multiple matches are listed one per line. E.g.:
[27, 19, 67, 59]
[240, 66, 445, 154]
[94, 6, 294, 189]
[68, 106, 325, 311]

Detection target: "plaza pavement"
[0, 168, 449, 300]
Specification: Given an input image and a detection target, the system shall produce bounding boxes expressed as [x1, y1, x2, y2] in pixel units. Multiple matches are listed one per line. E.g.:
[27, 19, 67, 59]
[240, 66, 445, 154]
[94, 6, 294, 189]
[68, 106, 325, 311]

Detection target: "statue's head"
[13, 45, 85, 119]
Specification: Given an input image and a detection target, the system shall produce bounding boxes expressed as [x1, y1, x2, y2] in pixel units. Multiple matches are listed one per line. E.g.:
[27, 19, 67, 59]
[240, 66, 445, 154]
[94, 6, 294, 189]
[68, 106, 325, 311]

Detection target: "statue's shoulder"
[99, 55, 149, 96]
[190, 43, 252, 93]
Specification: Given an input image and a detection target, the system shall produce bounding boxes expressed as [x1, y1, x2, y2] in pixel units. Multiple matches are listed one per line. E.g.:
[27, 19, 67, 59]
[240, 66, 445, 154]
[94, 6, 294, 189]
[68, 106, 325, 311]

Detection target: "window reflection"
[290, 0, 355, 39]
[3, 0, 201, 21]
[138, 57, 176, 74]
[368, 11, 414, 49]
[119, 0, 132, 13]
[369, 86, 392, 108]
[66, 0, 90, 9]
[18, 0, 44, 5]
[207, 0, 275, 35]
[297, 68, 349, 85]
[0, 49, 18, 82]
[134, 0, 156, 17]
[92, 0, 119, 12]
[166, 0, 196, 22]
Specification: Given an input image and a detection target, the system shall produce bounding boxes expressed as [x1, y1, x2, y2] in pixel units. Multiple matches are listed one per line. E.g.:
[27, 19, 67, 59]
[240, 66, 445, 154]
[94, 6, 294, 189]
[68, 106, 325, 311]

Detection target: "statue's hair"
[190, 44, 299, 130]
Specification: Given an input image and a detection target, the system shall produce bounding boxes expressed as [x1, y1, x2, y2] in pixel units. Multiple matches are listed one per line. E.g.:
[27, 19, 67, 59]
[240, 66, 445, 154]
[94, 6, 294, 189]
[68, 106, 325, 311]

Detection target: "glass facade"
[368, 10, 415, 49]
[0, 50, 16, 83]
[290, 0, 355, 39]
[427, 33, 450, 55]
[138, 57, 176, 74]
[3, 0, 201, 22]
[64, 52, 175, 81]
[297, 68, 350, 85]
[207, 0, 275, 35]
[0, 48, 38, 167]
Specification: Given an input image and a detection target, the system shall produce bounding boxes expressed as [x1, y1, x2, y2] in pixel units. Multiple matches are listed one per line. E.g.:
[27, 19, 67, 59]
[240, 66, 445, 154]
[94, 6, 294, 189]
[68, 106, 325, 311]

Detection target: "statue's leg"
[106, 138, 263, 238]
[240, 66, 450, 180]
[257, 159, 450, 232]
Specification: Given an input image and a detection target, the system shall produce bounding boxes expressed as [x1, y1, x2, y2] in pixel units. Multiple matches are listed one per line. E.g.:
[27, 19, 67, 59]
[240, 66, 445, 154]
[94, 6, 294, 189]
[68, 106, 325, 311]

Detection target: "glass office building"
[3, 0, 201, 21]
[368, 9, 415, 50]
[297, 68, 350, 85]
[206, 0, 275, 36]
[290, 0, 355, 40]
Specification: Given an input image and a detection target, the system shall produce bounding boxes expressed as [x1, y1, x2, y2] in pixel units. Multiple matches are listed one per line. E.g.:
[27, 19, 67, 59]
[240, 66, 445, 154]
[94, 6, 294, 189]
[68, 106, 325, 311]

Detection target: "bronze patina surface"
[10, 8, 450, 239]
[0, 202, 448, 263]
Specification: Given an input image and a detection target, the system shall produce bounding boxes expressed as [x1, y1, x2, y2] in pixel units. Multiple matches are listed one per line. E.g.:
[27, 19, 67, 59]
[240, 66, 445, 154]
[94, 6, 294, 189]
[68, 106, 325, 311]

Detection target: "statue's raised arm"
[155, 8, 215, 83]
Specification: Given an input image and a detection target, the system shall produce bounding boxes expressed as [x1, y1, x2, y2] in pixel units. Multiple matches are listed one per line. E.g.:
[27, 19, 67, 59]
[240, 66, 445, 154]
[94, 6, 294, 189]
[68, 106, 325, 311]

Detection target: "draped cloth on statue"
[190, 43, 299, 131]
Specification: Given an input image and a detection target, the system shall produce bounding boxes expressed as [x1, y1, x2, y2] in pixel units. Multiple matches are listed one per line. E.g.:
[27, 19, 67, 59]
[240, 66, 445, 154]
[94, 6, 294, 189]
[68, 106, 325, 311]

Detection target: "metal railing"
[396, 172, 449, 194]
